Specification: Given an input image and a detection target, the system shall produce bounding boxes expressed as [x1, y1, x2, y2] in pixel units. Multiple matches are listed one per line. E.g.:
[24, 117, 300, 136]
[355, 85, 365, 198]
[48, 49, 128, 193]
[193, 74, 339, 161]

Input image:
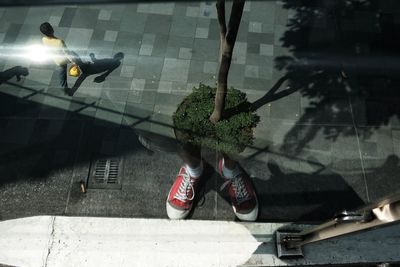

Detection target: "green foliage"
[173, 84, 260, 154]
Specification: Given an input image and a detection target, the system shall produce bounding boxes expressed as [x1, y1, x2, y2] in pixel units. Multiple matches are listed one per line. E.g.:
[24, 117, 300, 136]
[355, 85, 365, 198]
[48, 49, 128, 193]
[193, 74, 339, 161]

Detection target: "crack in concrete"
[43, 216, 56, 267]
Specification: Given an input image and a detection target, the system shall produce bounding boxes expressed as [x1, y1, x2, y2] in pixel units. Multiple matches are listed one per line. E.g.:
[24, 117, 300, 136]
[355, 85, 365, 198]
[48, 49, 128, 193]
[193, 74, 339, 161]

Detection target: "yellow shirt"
[41, 37, 70, 66]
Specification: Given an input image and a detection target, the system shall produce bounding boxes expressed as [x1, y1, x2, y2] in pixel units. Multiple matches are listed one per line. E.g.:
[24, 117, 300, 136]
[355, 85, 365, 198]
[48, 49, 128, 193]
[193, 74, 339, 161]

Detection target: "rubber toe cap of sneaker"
[234, 199, 259, 222]
[166, 201, 190, 220]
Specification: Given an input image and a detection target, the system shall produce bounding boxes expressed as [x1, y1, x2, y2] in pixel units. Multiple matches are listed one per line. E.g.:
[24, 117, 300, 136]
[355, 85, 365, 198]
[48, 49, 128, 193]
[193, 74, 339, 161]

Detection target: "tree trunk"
[209, 0, 245, 124]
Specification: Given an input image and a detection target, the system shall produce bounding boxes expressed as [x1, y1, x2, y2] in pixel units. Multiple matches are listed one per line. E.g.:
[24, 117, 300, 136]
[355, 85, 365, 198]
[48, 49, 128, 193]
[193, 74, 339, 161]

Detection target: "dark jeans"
[57, 63, 68, 89]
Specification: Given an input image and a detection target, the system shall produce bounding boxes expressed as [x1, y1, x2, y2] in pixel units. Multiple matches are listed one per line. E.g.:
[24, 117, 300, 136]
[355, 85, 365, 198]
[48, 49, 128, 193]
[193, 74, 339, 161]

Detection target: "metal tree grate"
[88, 157, 123, 189]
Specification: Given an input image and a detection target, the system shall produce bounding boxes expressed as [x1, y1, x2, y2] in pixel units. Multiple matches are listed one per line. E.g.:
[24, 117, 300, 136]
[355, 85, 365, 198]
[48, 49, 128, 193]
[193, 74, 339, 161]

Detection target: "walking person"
[39, 22, 84, 95]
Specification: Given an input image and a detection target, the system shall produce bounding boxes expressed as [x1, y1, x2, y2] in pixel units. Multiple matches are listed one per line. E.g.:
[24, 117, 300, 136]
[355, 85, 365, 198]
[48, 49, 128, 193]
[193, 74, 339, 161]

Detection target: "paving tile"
[167, 35, 194, 49]
[186, 6, 200, 17]
[161, 58, 190, 83]
[247, 43, 260, 54]
[3, 24, 21, 44]
[203, 61, 218, 74]
[227, 64, 245, 88]
[66, 28, 93, 49]
[244, 1, 252, 12]
[123, 101, 154, 126]
[109, 5, 127, 21]
[170, 16, 197, 37]
[195, 27, 209, 39]
[141, 33, 156, 45]
[25, 68, 54, 86]
[71, 8, 99, 29]
[245, 65, 260, 79]
[139, 44, 153, 56]
[188, 59, 211, 84]
[192, 38, 218, 61]
[48, 15, 61, 27]
[98, 9, 112, 20]
[250, 1, 276, 25]
[151, 34, 169, 57]
[144, 14, 172, 35]
[120, 65, 135, 78]
[275, 2, 288, 25]
[95, 99, 125, 125]
[178, 47, 192, 60]
[91, 28, 105, 41]
[133, 56, 164, 80]
[260, 43, 274, 56]
[113, 31, 142, 53]
[171, 81, 188, 95]
[274, 24, 286, 45]
[137, 3, 175, 15]
[171, 2, 187, 17]
[24, 7, 50, 25]
[207, 19, 219, 40]
[249, 21, 262, 33]
[197, 17, 210, 28]
[248, 32, 274, 45]
[232, 42, 247, 64]
[157, 80, 173, 94]
[141, 90, 157, 105]
[119, 13, 147, 33]
[2, 8, 29, 24]
[102, 30, 117, 42]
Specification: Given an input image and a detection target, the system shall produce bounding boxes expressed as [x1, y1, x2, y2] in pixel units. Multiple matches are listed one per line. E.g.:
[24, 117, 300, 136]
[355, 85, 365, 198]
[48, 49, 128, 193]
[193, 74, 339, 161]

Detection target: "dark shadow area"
[68, 52, 124, 96]
[240, 158, 365, 222]
[0, 66, 29, 84]
[0, 78, 367, 222]
[277, 0, 400, 154]
[224, 75, 297, 119]
[0, 92, 142, 185]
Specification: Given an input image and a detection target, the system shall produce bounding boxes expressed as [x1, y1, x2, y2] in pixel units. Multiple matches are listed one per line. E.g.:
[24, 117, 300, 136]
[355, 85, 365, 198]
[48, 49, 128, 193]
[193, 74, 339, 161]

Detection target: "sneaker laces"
[174, 172, 196, 202]
[220, 176, 251, 205]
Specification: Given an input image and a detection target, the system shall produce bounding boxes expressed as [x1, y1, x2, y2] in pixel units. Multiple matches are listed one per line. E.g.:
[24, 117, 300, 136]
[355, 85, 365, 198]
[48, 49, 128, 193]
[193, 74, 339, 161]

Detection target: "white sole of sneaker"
[233, 198, 259, 222]
[166, 189, 192, 220]
[166, 201, 191, 220]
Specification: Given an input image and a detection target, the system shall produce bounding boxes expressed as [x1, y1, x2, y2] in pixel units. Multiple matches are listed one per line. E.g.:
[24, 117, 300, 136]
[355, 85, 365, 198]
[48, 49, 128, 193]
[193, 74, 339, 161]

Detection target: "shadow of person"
[0, 66, 29, 85]
[68, 52, 124, 96]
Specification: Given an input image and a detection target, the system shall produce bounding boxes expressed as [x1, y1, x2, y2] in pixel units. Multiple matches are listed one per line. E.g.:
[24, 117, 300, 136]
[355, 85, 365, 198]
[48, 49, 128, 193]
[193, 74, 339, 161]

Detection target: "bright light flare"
[23, 44, 52, 63]
[0, 44, 58, 64]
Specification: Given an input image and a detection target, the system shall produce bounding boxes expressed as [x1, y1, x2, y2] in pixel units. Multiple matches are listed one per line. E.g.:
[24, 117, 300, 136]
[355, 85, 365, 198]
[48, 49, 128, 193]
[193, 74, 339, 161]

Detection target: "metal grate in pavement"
[88, 157, 123, 189]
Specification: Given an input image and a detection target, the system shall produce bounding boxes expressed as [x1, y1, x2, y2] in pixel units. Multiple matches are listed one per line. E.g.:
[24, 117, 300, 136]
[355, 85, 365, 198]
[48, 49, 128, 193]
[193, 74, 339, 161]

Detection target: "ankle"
[185, 161, 203, 178]
[222, 158, 241, 179]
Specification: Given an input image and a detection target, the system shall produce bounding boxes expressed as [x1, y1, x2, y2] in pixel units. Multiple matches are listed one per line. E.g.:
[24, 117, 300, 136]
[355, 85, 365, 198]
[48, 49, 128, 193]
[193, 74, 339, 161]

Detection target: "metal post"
[276, 193, 400, 258]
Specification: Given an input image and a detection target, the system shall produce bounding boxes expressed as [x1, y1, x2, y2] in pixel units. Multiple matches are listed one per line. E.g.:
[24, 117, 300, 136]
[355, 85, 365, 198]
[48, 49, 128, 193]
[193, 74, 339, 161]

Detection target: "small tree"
[209, 0, 245, 124]
[173, 0, 261, 155]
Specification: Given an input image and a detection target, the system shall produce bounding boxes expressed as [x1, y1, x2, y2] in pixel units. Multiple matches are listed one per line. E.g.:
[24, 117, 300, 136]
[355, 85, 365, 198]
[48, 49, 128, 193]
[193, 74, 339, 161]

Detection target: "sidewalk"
[0, 1, 400, 222]
[1, 216, 400, 267]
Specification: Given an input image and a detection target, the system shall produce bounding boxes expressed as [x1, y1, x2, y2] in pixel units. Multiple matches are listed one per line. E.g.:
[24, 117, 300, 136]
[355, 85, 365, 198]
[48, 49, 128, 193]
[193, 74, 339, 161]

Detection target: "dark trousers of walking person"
[57, 63, 68, 89]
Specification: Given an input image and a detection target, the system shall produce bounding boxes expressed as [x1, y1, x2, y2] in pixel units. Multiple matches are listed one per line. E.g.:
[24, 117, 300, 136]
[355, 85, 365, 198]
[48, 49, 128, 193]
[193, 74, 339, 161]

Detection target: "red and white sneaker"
[219, 160, 259, 221]
[166, 166, 201, 220]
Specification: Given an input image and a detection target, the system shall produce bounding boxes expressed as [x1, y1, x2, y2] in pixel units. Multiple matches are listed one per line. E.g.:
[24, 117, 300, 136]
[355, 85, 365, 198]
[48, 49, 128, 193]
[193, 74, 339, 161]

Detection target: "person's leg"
[219, 153, 259, 221]
[69, 74, 88, 96]
[57, 64, 68, 90]
[178, 143, 203, 176]
[166, 142, 203, 220]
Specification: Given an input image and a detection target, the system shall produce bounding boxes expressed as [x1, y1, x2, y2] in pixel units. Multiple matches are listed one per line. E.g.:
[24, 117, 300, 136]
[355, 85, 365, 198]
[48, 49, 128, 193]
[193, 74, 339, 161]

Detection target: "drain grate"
[88, 157, 123, 189]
